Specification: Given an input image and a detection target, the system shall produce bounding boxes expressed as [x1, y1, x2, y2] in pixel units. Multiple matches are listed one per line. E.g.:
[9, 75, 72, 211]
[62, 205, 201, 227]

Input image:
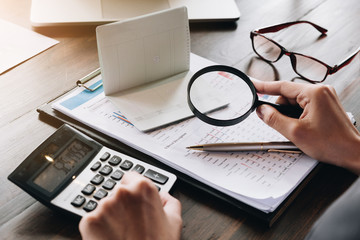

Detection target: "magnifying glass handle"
[258, 101, 303, 119]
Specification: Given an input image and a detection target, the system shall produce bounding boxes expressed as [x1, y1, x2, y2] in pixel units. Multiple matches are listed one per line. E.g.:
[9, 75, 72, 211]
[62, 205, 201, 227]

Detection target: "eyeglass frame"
[250, 20, 360, 83]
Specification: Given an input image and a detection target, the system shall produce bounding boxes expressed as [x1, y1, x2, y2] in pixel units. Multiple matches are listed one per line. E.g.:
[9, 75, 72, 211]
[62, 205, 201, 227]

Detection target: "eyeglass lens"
[252, 35, 329, 82]
[292, 54, 328, 82]
[252, 35, 282, 62]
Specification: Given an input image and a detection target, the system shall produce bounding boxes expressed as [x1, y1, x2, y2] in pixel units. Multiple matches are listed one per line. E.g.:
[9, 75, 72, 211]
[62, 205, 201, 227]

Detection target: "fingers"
[256, 104, 298, 142]
[122, 173, 181, 223]
[120, 173, 182, 225]
[252, 79, 305, 100]
[79, 172, 182, 240]
[275, 95, 291, 105]
[114, 172, 160, 203]
[120, 171, 148, 185]
[79, 207, 112, 240]
[160, 192, 183, 239]
[253, 80, 360, 174]
[160, 192, 182, 216]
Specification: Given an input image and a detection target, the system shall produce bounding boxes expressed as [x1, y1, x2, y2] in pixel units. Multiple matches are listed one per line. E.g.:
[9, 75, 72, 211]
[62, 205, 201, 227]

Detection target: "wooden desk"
[0, 0, 359, 239]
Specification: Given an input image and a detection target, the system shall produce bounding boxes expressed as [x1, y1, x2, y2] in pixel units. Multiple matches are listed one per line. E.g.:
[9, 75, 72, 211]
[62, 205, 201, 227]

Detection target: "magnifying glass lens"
[189, 70, 255, 122]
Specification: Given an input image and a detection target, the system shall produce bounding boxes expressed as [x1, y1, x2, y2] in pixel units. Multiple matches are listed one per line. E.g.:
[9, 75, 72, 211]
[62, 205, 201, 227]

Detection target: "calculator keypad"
[70, 151, 173, 213]
[120, 160, 133, 170]
[109, 156, 121, 166]
[81, 184, 96, 195]
[71, 195, 86, 207]
[83, 200, 98, 212]
[91, 174, 104, 185]
[99, 165, 113, 175]
[144, 169, 169, 184]
[100, 152, 110, 161]
[111, 170, 124, 180]
[90, 161, 101, 171]
[93, 189, 108, 200]
[133, 164, 145, 174]
[103, 179, 116, 190]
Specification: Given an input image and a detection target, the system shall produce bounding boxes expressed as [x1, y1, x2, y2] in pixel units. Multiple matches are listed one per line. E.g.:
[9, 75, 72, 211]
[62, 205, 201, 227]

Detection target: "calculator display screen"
[33, 139, 93, 192]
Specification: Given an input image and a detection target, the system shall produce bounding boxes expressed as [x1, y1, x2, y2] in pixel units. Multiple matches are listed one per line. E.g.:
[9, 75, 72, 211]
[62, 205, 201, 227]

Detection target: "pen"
[187, 142, 301, 153]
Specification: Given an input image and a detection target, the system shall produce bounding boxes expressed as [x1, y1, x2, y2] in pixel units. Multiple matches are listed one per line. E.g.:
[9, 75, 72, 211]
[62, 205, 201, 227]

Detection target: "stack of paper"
[52, 54, 318, 213]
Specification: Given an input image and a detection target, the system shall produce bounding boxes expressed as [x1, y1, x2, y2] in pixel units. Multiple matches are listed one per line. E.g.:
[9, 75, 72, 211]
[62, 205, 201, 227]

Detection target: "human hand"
[79, 172, 182, 240]
[253, 80, 360, 174]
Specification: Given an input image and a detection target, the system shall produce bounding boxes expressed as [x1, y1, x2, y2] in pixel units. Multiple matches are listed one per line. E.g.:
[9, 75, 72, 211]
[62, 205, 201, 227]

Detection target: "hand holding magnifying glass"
[187, 65, 303, 127]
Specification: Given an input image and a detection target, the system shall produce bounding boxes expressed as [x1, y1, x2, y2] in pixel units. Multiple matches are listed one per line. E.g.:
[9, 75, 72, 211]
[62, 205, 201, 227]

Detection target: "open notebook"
[52, 53, 323, 214]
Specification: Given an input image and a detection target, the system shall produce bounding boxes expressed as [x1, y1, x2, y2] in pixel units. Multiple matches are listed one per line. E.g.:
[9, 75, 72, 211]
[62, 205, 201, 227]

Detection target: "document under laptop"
[30, 0, 241, 26]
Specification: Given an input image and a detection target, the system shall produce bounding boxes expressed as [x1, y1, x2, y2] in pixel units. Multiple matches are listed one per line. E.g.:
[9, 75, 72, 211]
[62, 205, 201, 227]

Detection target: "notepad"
[0, 19, 58, 74]
[52, 53, 322, 213]
[96, 7, 225, 131]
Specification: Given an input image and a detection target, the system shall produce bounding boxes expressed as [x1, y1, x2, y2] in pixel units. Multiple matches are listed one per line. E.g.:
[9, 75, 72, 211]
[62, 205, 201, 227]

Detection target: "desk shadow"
[13, 203, 81, 240]
[32, 25, 98, 38]
[176, 179, 272, 229]
[32, 20, 238, 38]
[245, 57, 280, 82]
[189, 21, 237, 32]
[177, 164, 358, 239]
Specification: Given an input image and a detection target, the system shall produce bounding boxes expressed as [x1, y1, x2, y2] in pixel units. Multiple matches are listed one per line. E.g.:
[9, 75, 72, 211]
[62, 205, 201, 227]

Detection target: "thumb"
[159, 192, 182, 236]
[256, 105, 297, 139]
[160, 192, 182, 216]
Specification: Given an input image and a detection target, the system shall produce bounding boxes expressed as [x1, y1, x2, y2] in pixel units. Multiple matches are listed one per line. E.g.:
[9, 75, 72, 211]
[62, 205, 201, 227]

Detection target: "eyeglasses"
[250, 21, 360, 83]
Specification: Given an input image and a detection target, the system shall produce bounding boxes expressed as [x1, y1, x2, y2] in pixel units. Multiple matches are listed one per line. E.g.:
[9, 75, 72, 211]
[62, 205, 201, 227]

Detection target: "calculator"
[8, 124, 177, 217]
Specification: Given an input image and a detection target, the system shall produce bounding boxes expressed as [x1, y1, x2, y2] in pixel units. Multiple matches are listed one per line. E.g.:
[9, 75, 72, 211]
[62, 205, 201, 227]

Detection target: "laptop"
[30, 0, 241, 27]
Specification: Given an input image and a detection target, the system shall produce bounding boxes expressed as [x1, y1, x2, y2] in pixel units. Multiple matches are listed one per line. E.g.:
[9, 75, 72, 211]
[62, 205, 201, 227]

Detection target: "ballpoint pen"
[187, 141, 302, 153]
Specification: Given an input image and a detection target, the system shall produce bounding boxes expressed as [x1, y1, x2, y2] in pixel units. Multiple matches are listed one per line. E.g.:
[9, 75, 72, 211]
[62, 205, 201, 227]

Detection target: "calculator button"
[94, 189, 108, 200]
[120, 160, 133, 170]
[83, 200, 98, 212]
[132, 164, 145, 174]
[91, 174, 105, 185]
[108, 155, 122, 166]
[90, 161, 102, 171]
[81, 184, 96, 195]
[100, 152, 111, 161]
[111, 170, 124, 180]
[103, 179, 116, 190]
[99, 165, 113, 175]
[144, 169, 169, 184]
[71, 195, 86, 207]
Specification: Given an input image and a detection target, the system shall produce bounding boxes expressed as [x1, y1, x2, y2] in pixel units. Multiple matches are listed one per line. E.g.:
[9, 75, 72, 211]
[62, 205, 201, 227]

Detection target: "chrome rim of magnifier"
[187, 65, 258, 127]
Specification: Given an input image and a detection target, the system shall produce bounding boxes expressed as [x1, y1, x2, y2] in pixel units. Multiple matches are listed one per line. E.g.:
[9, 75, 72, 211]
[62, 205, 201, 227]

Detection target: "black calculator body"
[8, 124, 177, 217]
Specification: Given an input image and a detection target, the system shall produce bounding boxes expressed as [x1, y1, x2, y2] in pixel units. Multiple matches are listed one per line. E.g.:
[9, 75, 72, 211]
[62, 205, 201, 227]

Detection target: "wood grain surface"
[0, 0, 359, 239]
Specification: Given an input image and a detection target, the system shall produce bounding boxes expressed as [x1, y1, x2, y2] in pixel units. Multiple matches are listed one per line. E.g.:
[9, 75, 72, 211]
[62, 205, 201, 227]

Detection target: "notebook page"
[52, 54, 318, 212]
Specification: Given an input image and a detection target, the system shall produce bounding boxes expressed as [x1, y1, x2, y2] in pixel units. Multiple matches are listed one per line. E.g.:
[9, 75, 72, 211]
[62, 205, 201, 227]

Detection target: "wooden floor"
[0, 0, 359, 239]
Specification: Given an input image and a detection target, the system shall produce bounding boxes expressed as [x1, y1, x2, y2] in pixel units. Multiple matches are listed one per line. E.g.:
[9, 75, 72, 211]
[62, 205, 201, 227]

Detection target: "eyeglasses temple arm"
[331, 47, 360, 74]
[254, 20, 328, 35]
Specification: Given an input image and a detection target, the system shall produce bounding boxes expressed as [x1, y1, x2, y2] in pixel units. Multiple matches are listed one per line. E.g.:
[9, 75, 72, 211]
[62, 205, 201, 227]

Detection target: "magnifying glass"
[187, 65, 303, 127]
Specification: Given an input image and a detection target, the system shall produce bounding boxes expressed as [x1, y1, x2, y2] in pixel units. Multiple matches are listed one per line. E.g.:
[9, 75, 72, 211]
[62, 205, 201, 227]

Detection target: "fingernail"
[256, 105, 269, 120]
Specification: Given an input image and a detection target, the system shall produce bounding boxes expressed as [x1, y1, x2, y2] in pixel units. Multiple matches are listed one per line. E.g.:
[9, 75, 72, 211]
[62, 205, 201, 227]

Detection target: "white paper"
[0, 19, 59, 74]
[52, 54, 319, 213]
[107, 56, 228, 131]
[96, 7, 191, 131]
